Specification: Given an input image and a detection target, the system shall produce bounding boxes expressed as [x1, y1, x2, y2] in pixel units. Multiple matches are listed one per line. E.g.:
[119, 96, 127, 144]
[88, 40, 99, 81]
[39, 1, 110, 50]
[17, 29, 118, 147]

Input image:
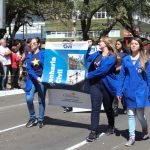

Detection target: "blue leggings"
[128, 108, 147, 138]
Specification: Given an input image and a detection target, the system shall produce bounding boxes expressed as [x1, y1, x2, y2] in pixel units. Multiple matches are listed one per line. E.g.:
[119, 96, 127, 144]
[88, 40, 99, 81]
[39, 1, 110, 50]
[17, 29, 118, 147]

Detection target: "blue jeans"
[2, 65, 10, 89]
[128, 108, 147, 138]
[26, 82, 46, 122]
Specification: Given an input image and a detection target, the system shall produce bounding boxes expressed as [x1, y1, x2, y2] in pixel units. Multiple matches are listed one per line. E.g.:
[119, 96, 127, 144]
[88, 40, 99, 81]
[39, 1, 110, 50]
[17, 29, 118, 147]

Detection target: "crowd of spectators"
[0, 38, 45, 90]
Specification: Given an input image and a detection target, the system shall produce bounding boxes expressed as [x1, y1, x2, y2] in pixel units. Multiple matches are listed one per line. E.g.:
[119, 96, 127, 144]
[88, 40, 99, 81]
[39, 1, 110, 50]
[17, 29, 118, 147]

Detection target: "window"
[93, 11, 107, 19]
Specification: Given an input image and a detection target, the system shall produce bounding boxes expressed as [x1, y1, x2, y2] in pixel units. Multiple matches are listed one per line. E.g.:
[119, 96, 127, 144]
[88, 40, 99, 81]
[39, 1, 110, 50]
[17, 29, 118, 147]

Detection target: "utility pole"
[132, 12, 140, 36]
[72, 0, 77, 41]
[0, 0, 6, 39]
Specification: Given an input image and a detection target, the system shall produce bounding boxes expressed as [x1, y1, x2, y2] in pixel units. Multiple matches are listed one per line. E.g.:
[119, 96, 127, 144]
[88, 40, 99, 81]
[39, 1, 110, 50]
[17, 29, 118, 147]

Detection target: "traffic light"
[0, 28, 6, 39]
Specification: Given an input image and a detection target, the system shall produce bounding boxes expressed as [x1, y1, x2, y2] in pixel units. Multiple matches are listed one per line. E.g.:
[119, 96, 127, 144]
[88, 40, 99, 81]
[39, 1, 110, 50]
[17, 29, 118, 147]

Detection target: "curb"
[0, 89, 25, 97]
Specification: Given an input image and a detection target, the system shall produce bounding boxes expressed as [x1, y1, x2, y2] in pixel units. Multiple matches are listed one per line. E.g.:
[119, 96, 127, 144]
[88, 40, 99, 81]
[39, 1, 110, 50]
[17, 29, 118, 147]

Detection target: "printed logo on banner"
[63, 42, 72, 49]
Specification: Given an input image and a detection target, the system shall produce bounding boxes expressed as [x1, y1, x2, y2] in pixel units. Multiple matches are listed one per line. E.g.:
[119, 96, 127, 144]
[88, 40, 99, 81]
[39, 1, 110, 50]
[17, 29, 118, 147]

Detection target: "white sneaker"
[142, 133, 149, 140]
[125, 137, 135, 147]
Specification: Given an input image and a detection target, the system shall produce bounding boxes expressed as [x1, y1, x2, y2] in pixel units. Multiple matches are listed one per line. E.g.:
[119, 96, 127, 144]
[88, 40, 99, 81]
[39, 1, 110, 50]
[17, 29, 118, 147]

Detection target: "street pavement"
[0, 91, 150, 150]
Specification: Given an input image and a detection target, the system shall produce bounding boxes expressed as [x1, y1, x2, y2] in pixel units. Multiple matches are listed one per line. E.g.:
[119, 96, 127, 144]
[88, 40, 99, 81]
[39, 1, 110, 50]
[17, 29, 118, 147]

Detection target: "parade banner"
[42, 42, 92, 109]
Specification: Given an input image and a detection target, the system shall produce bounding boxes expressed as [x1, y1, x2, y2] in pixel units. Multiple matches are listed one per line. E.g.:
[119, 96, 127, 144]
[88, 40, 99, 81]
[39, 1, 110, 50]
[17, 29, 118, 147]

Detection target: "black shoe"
[26, 118, 38, 128]
[114, 110, 118, 117]
[86, 131, 98, 142]
[123, 109, 127, 114]
[142, 130, 149, 140]
[106, 127, 115, 136]
[63, 107, 72, 113]
[38, 121, 44, 128]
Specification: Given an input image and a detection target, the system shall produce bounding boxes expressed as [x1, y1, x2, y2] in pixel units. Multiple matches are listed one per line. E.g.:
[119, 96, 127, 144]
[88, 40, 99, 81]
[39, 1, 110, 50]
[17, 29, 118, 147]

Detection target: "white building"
[7, 16, 45, 39]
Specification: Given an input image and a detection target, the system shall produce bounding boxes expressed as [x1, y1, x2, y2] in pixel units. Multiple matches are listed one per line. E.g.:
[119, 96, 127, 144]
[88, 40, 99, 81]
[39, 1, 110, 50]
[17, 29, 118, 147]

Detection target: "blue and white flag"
[42, 42, 92, 109]
[42, 42, 88, 85]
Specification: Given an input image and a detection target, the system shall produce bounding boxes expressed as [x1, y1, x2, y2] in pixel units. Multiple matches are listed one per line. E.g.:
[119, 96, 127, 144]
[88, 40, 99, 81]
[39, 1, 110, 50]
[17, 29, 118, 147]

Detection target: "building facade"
[44, 11, 150, 41]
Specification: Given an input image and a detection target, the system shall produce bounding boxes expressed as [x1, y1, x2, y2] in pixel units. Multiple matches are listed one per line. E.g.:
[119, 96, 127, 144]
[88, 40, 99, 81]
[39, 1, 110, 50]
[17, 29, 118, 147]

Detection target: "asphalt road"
[0, 92, 150, 150]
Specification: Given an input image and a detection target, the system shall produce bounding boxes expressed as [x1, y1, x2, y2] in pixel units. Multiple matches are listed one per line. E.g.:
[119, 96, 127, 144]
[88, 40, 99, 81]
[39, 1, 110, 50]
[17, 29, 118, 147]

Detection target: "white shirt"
[130, 55, 139, 65]
[0, 45, 11, 65]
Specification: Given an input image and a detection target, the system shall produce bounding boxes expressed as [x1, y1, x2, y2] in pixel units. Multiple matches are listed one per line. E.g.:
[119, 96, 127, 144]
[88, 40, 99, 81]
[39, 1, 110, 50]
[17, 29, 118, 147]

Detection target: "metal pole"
[25, 24, 27, 39]
[23, 24, 24, 39]
[0, 0, 5, 29]
[72, 0, 76, 41]
[73, 21, 76, 41]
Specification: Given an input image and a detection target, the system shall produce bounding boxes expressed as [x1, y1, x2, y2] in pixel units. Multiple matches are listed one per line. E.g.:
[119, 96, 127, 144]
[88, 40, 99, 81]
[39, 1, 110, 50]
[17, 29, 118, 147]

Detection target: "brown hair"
[11, 46, 16, 52]
[130, 37, 148, 71]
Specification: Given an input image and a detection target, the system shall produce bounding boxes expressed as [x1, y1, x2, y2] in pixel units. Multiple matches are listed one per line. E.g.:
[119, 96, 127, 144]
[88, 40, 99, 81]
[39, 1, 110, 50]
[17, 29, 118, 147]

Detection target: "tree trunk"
[81, 18, 91, 41]
[10, 22, 21, 44]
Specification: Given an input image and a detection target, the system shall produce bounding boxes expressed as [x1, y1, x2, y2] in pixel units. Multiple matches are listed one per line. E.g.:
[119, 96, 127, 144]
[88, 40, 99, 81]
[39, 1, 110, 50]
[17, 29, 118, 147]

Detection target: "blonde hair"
[131, 37, 148, 71]
[100, 36, 118, 57]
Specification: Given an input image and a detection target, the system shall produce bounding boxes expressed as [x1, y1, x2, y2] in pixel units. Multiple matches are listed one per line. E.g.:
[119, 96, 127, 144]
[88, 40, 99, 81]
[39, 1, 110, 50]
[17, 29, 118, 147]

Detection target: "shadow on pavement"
[44, 116, 109, 133]
[115, 128, 142, 141]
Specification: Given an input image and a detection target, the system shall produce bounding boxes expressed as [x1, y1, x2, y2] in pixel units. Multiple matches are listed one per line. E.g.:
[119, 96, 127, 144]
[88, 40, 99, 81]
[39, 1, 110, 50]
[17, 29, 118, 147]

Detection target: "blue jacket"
[117, 55, 150, 108]
[86, 51, 118, 96]
[26, 50, 45, 94]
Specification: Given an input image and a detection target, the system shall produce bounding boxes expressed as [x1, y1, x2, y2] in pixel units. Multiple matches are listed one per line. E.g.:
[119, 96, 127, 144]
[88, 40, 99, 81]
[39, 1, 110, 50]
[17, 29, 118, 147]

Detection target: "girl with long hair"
[86, 36, 118, 142]
[117, 37, 150, 146]
[113, 38, 128, 116]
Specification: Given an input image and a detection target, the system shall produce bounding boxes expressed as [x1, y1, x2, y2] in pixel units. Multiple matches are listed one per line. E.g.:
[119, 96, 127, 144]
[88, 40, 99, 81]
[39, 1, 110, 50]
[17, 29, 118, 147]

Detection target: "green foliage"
[5, 0, 150, 40]
[35, 0, 74, 21]
[93, 0, 150, 37]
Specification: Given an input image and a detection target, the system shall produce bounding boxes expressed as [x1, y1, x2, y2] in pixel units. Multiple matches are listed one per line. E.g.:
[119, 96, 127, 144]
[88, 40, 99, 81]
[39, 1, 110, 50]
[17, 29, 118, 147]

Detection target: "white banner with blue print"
[42, 41, 92, 109]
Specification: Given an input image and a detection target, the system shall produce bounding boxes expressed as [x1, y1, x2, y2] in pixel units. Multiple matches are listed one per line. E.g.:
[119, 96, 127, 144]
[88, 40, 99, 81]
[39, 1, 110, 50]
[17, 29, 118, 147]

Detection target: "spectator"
[0, 38, 11, 90]
[0, 60, 3, 90]
[11, 46, 21, 89]
[20, 39, 31, 82]
[14, 40, 22, 55]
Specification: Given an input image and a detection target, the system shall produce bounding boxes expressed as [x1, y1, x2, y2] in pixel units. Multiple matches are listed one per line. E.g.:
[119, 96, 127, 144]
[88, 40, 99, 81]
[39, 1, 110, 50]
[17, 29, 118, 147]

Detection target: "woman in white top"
[0, 39, 11, 90]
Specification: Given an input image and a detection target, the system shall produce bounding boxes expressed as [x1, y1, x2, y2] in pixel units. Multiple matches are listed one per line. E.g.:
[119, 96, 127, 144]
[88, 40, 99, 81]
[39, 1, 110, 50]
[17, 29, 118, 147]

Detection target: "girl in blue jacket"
[113, 38, 128, 116]
[25, 37, 46, 129]
[117, 37, 150, 146]
[86, 37, 118, 142]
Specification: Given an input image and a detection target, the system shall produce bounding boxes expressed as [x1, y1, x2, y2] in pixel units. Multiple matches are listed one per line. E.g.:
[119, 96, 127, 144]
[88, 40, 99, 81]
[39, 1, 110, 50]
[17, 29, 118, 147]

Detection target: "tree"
[6, 0, 150, 41]
[106, 0, 150, 37]
[6, 0, 74, 41]
[75, 0, 126, 40]
[75, 0, 150, 39]
[6, 0, 42, 40]
[34, 0, 73, 25]
[77, 0, 105, 40]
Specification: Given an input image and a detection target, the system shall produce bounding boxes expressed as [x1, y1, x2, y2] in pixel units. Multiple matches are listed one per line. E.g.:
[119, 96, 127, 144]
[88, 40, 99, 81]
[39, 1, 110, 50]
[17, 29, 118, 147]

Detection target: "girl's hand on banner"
[117, 96, 122, 101]
[37, 77, 41, 82]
